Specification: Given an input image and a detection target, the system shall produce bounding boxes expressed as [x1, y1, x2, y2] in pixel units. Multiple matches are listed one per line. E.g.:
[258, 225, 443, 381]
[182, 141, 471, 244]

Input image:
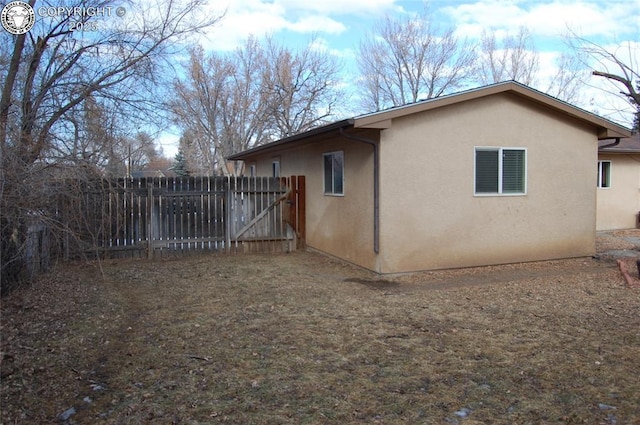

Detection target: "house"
[229, 81, 632, 274]
[597, 133, 640, 230]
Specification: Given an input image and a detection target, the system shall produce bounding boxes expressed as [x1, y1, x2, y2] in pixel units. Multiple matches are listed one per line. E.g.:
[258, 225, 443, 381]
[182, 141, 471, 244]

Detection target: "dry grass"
[2, 236, 640, 424]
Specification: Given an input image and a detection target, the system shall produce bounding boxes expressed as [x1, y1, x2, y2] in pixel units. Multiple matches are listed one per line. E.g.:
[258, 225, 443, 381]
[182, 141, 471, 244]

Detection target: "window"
[598, 161, 611, 188]
[323, 151, 344, 195]
[475, 147, 526, 195]
[249, 164, 256, 177]
[272, 159, 280, 177]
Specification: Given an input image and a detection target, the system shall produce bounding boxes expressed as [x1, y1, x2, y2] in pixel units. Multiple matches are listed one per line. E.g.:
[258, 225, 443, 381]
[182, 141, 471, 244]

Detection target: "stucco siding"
[377, 93, 598, 273]
[597, 154, 640, 230]
[246, 136, 378, 270]
[230, 85, 618, 274]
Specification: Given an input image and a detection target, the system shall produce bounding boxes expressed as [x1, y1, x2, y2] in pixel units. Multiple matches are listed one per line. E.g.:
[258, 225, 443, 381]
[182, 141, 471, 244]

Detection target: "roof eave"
[597, 127, 633, 139]
[228, 81, 633, 160]
[599, 149, 640, 154]
[227, 119, 355, 161]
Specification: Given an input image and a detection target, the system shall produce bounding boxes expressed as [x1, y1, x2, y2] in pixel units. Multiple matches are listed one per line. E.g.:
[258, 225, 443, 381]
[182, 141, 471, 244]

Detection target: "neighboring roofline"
[228, 81, 633, 161]
[228, 119, 354, 161]
[598, 133, 640, 154]
[354, 81, 632, 139]
[599, 149, 640, 154]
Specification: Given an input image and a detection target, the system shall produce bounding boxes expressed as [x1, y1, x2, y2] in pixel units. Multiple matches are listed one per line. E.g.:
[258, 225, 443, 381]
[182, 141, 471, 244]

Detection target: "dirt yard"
[1, 231, 639, 424]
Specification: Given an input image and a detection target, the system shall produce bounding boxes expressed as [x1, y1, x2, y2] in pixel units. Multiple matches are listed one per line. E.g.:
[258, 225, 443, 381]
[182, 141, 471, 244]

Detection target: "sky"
[158, 0, 639, 155]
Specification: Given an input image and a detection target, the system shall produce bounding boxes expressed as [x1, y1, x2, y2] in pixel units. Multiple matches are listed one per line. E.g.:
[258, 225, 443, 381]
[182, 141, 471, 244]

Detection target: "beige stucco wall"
[242, 92, 602, 273]
[597, 153, 640, 230]
[246, 133, 379, 270]
[377, 93, 598, 273]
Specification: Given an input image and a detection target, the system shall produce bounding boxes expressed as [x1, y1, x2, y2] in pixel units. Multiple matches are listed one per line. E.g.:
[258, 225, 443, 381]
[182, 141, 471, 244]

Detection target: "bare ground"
[1, 231, 640, 424]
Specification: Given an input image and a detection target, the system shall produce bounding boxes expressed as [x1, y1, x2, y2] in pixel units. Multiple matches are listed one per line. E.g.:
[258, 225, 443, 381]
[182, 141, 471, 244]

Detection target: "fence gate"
[58, 176, 305, 259]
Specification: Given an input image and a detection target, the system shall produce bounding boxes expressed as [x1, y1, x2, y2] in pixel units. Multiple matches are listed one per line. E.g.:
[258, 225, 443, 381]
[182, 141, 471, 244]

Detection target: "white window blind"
[475, 147, 526, 195]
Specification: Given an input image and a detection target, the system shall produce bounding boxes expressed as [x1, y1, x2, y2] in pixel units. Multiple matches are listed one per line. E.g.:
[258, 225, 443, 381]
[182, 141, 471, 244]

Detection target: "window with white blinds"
[475, 147, 526, 195]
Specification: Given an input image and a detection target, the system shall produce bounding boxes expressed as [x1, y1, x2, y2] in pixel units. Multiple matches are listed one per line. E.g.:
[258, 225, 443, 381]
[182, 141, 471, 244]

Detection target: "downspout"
[339, 127, 379, 254]
[599, 138, 621, 149]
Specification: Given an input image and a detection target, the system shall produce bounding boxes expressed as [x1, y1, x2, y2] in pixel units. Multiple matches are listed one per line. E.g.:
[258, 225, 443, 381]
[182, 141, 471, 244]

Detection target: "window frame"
[474, 147, 527, 196]
[272, 158, 280, 178]
[323, 150, 344, 196]
[597, 160, 611, 189]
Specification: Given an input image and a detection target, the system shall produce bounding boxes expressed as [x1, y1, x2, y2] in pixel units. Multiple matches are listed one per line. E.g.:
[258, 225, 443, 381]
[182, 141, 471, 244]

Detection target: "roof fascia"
[361, 119, 392, 129]
[597, 127, 632, 139]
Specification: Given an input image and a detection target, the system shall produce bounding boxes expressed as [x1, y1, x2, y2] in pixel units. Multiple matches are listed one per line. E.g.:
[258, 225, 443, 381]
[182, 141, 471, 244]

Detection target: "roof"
[229, 81, 632, 161]
[599, 132, 640, 153]
[228, 119, 355, 160]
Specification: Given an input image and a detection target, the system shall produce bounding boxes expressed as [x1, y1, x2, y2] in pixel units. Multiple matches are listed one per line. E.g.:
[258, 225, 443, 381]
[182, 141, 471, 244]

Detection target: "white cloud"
[286, 16, 347, 34]
[156, 131, 180, 158]
[309, 36, 356, 59]
[442, 0, 639, 40]
[434, 0, 637, 127]
[271, 0, 401, 16]
[199, 0, 287, 51]
[440, 0, 525, 38]
[199, 0, 402, 51]
[185, 0, 638, 126]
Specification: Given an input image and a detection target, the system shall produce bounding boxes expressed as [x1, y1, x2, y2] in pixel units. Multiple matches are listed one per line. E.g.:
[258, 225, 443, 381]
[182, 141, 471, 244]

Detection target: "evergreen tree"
[172, 150, 190, 177]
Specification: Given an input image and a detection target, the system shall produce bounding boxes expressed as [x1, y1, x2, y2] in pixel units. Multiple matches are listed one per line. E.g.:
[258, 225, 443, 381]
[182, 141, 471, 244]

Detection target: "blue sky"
[203, 0, 638, 52]
[160, 0, 639, 154]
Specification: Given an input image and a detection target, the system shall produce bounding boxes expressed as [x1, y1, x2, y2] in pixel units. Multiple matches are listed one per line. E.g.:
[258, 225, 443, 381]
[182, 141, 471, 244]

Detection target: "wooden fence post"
[147, 182, 153, 259]
[296, 176, 306, 248]
[225, 176, 232, 253]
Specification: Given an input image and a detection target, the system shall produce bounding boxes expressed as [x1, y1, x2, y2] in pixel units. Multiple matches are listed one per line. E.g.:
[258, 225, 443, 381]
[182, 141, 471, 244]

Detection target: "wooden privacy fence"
[56, 176, 305, 259]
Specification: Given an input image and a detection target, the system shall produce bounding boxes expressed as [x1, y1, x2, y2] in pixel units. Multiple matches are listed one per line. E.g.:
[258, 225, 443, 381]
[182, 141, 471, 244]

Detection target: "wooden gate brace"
[233, 188, 291, 240]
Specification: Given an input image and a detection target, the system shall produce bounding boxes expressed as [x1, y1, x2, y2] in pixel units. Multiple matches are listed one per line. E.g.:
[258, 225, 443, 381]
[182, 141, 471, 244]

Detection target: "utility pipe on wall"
[339, 127, 379, 254]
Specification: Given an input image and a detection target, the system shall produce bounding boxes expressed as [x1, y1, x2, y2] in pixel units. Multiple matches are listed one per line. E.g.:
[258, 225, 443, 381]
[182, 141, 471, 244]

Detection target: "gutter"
[599, 138, 621, 150]
[339, 127, 379, 254]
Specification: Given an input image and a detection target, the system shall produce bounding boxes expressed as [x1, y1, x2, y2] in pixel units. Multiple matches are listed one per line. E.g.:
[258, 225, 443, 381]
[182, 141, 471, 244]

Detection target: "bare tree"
[177, 129, 208, 176]
[544, 51, 586, 105]
[356, 11, 477, 111]
[1, 0, 218, 167]
[171, 35, 342, 175]
[567, 36, 639, 128]
[478, 27, 539, 86]
[0, 0, 222, 289]
[171, 41, 267, 175]
[262, 35, 342, 138]
[477, 27, 585, 105]
[219, 37, 273, 173]
[41, 94, 120, 170]
[118, 131, 164, 177]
